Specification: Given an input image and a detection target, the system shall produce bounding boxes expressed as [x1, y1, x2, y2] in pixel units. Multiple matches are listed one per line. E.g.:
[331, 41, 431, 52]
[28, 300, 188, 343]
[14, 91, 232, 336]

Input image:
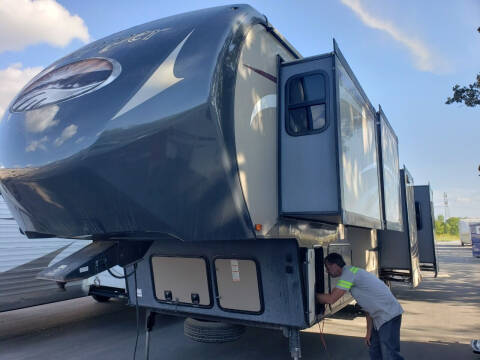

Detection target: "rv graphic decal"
[12, 58, 121, 112]
[112, 30, 195, 119]
[250, 94, 276, 128]
[243, 64, 277, 83]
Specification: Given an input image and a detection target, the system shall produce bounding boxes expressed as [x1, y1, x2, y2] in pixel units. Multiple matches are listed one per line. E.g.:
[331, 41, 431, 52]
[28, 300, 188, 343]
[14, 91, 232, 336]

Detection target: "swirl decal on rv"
[11, 58, 121, 112]
[112, 30, 194, 119]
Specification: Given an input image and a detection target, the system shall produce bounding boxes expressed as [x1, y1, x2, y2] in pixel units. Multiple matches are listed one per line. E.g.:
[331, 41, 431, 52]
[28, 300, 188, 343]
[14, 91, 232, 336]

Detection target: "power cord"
[108, 267, 135, 279]
[317, 320, 333, 360]
[133, 263, 140, 360]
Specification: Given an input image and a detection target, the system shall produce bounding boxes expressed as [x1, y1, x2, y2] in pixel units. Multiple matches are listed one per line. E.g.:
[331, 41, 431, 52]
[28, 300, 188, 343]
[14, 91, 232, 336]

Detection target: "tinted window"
[289, 108, 308, 133]
[286, 73, 327, 136]
[304, 74, 325, 101]
[415, 201, 423, 230]
[289, 78, 305, 104]
[310, 104, 326, 129]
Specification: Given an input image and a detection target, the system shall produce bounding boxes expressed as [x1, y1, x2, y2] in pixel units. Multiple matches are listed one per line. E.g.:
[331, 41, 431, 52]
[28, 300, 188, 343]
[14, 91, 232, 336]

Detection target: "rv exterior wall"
[349, 227, 379, 276]
[414, 185, 438, 266]
[379, 170, 413, 269]
[378, 111, 402, 231]
[234, 25, 296, 236]
[336, 58, 382, 228]
[378, 169, 422, 287]
[279, 55, 339, 217]
[404, 174, 421, 287]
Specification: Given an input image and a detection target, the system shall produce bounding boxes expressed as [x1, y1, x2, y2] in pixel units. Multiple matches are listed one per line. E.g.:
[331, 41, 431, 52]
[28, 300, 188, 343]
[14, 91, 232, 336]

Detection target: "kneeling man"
[317, 253, 404, 360]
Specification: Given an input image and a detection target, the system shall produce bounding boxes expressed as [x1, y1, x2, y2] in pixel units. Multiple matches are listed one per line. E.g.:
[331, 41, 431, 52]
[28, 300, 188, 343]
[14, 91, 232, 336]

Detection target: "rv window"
[286, 73, 327, 136]
[415, 201, 423, 230]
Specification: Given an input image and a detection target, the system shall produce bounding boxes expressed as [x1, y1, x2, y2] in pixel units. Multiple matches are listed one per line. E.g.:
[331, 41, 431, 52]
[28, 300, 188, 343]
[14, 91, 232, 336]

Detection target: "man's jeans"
[369, 315, 404, 360]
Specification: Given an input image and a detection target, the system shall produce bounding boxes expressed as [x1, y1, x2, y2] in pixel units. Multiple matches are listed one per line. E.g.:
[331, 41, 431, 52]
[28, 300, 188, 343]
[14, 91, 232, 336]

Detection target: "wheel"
[92, 294, 111, 302]
[184, 317, 245, 343]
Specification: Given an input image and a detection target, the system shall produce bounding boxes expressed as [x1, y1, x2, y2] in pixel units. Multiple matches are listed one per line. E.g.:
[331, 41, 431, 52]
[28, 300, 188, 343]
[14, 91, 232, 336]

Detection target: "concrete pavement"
[0, 241, 479, 360]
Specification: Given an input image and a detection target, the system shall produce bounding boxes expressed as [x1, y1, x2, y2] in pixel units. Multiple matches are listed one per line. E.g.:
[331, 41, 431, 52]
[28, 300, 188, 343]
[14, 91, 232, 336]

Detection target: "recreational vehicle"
[0, 5, 436, 358]
[459, 219, 480, 246]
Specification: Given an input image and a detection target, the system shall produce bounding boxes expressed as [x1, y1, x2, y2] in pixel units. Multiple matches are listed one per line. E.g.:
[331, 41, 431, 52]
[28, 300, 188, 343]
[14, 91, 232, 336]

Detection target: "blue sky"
[0, 0, 479, 217]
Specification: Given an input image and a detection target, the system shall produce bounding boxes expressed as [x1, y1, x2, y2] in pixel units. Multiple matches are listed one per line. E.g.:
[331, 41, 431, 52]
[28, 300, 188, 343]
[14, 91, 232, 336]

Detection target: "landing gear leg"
[288, 328, 302, 360]
[145, 310, 156, 360]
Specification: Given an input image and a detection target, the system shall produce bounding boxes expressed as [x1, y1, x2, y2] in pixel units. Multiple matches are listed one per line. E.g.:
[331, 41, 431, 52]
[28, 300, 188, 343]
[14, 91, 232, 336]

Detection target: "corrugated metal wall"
[0, 195, 90, 312]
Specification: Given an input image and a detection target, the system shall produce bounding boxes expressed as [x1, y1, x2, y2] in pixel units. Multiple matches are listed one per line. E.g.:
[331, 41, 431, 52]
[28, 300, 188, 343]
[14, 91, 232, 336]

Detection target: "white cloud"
[25, 105, 59, 132]
[0, 0, 90, 53]
[54, 124, 78, 146]
[26, 136, 48, 152]
[0, 63, 43, 119]
[340, 0, 440, 73]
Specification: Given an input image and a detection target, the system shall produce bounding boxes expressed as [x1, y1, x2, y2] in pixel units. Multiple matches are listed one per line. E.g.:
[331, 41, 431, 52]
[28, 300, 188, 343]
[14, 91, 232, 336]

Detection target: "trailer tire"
[91, 294, 110, 303]
[184, 318, 245, 343]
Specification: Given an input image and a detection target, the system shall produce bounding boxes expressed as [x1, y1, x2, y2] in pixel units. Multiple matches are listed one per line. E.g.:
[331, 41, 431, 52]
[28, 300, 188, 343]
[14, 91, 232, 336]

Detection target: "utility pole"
[443, 192, 449, 221]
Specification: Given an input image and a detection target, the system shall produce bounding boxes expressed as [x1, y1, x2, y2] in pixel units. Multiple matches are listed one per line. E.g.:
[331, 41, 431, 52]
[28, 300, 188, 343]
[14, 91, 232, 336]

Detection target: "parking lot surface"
[1, 241, 479, 360]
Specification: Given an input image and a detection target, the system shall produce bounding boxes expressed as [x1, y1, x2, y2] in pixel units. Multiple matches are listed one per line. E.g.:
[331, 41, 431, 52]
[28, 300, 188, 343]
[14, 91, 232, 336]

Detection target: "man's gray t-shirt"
[336, 265, 403, 329]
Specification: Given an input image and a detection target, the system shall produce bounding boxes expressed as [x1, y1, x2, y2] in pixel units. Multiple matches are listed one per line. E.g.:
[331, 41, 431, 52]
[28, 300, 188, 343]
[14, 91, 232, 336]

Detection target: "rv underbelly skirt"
[125, 238, 308, 328]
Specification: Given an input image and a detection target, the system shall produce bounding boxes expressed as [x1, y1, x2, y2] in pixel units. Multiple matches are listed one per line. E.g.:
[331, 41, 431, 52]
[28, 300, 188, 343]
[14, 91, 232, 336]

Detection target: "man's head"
[324, 253, 345, 278]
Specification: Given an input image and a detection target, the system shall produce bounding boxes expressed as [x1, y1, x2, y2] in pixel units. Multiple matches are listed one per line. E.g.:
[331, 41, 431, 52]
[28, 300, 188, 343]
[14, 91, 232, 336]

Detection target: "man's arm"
[316, 287, 346, 305]
[365, 314, 373, 346]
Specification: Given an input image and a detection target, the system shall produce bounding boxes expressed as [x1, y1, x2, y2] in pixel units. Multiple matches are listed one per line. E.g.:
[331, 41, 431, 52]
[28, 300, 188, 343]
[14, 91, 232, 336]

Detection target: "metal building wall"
[0, 195, 89, 312]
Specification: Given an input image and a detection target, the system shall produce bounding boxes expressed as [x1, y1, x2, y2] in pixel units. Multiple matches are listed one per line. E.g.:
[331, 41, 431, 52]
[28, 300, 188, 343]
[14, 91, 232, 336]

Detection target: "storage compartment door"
[214, 259, 261, 313]
[279, 55, 339, 221]
[151, 256, 211, 306]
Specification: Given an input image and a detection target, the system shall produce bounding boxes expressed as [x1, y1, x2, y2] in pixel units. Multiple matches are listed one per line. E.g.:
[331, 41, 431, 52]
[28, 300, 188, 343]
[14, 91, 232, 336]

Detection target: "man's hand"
[316, 288, 346, 305]
[365, 314, 373, 347]
[365, 331, 371, 346]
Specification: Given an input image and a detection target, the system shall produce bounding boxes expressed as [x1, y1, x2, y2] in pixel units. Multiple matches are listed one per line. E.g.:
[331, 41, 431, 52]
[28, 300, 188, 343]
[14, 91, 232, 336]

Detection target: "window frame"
[285, 70, 329, 137]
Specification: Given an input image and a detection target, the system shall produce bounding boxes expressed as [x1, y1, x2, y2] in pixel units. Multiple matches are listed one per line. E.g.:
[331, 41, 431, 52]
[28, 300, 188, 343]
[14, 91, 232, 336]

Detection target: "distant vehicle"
[459, 219, 480, 246]
[0, 5, 437, 358]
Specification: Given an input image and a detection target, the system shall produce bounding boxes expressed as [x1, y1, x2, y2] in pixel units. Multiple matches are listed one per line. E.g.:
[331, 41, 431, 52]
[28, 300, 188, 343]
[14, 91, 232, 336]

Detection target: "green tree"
[445, 27, 480, 107]
[445, 74, 480, 107]
[435, 216, 446, 234]
[446, 217, 459, 236]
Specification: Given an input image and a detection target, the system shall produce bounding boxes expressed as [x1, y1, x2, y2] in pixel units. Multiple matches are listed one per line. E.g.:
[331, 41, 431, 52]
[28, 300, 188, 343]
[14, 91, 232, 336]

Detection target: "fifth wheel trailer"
[0, 5, 435, 358]
[459, 219, 480, 246]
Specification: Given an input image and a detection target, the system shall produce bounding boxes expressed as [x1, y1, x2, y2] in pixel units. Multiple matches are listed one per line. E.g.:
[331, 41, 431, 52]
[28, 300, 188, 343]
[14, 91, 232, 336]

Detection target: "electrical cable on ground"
[133, 263, 140, 360]
[318, 320, 333, 360]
